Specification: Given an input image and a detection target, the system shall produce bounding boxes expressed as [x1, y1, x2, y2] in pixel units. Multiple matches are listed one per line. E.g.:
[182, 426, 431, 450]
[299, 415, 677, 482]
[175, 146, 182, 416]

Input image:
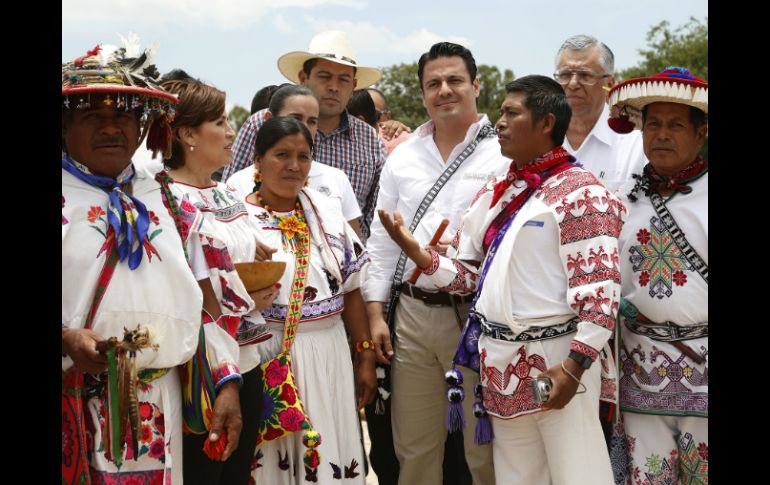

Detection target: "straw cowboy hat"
[607, 66, 708, 133]
[277, 30, 382, 88]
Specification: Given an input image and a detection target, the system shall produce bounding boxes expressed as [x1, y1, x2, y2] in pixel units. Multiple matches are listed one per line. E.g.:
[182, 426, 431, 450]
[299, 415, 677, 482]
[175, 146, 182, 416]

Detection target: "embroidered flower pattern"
[88, 205, 106, 224]
[276, 213, 308, 240]
[697, 442, 708, 461]
[628, 217, 690, 298]
[264, 359, 289, 388]
[639, 271, 650, 287]
[95, 399, 167, 466]
[636, 228, 651, 244]
[278, 407, 305, 431]
[673, 271, 687, 286]
[280, 383, 297, 405]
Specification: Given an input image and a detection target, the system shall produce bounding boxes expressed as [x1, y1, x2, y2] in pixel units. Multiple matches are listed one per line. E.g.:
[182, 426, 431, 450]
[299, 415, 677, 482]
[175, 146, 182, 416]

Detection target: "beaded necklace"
[255, 190, 309, 251]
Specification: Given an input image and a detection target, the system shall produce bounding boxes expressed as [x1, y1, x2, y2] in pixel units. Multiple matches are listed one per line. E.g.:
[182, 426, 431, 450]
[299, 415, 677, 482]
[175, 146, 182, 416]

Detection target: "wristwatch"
[568, 351, 593, 369]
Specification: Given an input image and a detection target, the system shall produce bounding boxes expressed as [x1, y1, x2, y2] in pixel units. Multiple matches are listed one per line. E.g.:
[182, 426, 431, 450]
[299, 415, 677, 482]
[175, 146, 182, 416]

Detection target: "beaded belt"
[623, 317, 708, 342]
[478, 313, 579, 342]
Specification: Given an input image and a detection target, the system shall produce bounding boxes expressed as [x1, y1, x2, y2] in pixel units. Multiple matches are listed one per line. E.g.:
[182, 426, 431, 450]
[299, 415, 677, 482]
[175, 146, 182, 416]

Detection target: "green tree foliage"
[618, 17, 707, 81]
[377, 63, 425, 129]
[228, 105, 251, 133]
[477, 65, 516, 124]
[618, 17, 708, 160]
[376, 62, 515, 128]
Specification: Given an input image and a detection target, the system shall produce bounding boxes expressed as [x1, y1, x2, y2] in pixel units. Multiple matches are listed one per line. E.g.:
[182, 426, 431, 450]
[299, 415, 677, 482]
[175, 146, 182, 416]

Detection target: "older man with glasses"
[554, 35, 647, 193]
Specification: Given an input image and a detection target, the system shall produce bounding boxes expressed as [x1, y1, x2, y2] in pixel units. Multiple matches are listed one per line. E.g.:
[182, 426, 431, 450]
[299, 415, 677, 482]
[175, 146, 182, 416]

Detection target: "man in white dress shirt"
[555, 35, 647, 193]
[363, 42, 506, 485]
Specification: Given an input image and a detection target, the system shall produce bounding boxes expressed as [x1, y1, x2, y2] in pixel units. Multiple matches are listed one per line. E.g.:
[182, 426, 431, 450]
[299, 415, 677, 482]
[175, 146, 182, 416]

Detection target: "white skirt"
[251, 316, 366, 484]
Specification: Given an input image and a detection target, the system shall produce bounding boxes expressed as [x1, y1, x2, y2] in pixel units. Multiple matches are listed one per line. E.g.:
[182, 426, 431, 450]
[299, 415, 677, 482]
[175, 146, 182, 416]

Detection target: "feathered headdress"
[62, 33, 177, 159]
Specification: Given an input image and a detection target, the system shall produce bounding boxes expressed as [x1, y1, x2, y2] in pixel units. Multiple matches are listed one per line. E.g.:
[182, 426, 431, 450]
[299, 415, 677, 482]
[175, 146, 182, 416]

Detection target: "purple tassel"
[445, 386, 466, 432]
[474, 411, 494, 445]
[473, 394, 493, 445]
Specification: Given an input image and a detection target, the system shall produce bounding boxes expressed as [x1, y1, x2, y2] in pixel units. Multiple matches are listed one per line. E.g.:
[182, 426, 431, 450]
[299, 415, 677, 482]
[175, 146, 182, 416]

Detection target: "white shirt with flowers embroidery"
[169, 181, 261, 375]
[62, 162, 204, 482]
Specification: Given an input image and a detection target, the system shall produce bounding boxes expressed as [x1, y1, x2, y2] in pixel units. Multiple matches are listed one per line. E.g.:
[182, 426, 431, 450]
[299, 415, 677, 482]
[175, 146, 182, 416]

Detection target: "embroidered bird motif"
[324, 268, 340, 295]
[278, 450, 290, 470]
[254, 449, 263, 468]
[330, 462, 342, 479]
[202, 242, 235, 271]
[219, 276, 250, 313]
[344, 459, 360, 478]
[305, 466, 319, 482]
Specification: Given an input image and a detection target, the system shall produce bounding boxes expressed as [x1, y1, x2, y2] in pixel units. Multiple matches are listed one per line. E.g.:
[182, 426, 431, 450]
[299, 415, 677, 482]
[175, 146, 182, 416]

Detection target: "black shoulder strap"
[649, 191, 708, 284]
[387, 123, 496, 322]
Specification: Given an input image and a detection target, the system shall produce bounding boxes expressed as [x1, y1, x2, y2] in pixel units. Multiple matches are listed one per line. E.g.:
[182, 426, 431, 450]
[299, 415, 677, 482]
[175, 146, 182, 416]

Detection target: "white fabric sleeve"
[203, 321, 242, 389]
[362, 161, 402, 302]
[187, 236, 210, 281]
[557, 184, 627, 361]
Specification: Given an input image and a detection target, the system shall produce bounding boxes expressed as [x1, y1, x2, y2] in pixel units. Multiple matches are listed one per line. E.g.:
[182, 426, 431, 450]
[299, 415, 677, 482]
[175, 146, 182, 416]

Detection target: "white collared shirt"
[563, 104, 648, 194]
[363, 115, 511, 302]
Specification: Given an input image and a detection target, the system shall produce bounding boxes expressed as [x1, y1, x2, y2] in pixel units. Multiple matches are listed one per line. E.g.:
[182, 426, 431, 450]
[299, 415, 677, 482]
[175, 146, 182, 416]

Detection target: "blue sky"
[62, 0, 707, 112]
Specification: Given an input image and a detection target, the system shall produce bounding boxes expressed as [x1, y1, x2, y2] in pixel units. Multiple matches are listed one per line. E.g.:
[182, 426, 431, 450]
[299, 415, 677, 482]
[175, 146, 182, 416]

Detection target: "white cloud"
[301, 17, 473, 61]
[273, 13, 294, 34]
[62, 0, 367, 31]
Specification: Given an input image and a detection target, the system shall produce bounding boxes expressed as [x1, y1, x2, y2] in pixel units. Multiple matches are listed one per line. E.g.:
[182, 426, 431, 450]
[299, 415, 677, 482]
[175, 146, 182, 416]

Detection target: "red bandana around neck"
[628, 156, 708, 202]
[490, 146, 573, 208]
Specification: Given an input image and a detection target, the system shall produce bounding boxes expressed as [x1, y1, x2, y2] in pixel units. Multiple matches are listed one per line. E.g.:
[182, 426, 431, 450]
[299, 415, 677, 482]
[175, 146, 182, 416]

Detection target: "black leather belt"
[400, 282, 473, 307]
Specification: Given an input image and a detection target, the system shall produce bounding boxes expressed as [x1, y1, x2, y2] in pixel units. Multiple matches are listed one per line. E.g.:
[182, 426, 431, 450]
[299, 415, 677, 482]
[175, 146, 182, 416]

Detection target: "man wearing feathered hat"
[222, 30, 388, 241]
[607, 67, 708, 483]
[62, 37, 245, 484]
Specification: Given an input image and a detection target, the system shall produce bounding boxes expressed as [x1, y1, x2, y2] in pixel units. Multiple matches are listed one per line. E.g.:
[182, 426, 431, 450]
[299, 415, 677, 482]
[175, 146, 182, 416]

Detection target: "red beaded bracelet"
[355, 339, 375, 353]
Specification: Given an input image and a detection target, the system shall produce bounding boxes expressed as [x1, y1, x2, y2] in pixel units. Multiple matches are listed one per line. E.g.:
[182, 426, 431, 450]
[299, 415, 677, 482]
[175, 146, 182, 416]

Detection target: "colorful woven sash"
[62, 237, 119, 485]
[255, 214, 325, 479]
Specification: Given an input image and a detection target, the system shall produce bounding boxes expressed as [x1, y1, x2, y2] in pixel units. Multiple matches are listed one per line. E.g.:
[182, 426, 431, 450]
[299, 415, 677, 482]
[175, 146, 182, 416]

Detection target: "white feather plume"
[118, 32, 142, 58]
[97, 44, 120, 66]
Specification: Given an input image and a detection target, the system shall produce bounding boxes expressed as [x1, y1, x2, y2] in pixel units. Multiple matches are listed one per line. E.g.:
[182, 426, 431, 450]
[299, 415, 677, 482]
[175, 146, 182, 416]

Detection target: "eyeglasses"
[553, 70, 611, 86]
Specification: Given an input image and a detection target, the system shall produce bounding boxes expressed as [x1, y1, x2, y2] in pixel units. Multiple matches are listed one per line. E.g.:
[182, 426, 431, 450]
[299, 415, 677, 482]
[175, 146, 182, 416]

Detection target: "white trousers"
[490, 346, 614, 485]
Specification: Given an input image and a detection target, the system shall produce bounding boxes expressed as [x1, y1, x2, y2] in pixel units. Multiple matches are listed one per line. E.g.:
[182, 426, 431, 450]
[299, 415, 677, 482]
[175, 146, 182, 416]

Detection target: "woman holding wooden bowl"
[159, 78, 280, 485]
[243, 116, 376, 485]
